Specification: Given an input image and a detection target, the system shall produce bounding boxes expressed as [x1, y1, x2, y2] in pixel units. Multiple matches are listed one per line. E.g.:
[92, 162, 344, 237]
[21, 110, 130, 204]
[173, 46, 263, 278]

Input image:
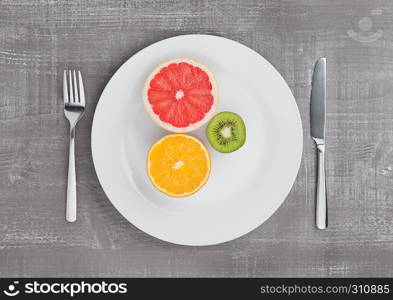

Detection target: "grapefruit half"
[143, 58, 219, 132]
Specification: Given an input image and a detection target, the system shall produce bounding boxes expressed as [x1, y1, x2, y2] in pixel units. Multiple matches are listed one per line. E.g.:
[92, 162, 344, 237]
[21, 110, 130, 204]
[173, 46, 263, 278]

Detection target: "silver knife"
[310, 57, 327, 229]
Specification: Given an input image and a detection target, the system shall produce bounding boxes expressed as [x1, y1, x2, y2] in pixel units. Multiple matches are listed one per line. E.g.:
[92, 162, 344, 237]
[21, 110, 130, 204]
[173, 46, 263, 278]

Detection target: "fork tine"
[68, 70, 74, 102]
[63, 70, 68, 103]
[78, 71, 85, 106]
[73, 70, 79, 102]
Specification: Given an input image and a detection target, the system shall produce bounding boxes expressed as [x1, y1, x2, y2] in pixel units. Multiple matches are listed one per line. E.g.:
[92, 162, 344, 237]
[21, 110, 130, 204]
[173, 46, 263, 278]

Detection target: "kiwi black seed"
[206, 111, 246, 153]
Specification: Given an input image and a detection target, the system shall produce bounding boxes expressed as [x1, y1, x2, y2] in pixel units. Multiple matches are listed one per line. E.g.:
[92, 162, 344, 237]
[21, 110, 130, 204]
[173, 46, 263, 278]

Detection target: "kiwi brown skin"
[206, 111, 246, 153]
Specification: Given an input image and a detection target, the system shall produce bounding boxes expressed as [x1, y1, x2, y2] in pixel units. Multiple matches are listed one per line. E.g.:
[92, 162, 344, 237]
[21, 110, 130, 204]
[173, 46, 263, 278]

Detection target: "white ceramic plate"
[91, 34, 303, 246]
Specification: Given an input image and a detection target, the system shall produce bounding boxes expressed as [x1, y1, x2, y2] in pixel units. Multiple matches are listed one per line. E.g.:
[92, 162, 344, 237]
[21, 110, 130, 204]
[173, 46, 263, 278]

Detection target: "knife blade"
[310, 57, 326, 140]
[310, 57, 327, 230]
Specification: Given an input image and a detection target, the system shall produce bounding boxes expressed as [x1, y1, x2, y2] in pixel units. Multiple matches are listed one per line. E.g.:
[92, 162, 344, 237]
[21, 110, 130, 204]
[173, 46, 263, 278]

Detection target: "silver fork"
[63, 70, 85, 222]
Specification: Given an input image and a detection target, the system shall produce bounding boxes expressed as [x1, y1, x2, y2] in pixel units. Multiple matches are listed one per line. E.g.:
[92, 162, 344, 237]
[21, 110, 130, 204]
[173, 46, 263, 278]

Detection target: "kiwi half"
[206, 111, 246, 153]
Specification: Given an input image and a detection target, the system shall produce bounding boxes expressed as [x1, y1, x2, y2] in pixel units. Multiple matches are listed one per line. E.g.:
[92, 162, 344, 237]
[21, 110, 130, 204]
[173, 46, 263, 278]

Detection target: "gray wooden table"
[0, 0, 392, 277]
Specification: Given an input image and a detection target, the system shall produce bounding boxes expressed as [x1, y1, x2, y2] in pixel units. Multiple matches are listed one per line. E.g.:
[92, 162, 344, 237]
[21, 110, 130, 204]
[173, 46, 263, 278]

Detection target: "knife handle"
[316, 142, 327, 229]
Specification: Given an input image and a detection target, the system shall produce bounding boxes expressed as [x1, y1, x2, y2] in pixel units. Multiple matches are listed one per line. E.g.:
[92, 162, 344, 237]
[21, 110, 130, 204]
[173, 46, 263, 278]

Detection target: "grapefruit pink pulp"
[143, 58, 219, 132]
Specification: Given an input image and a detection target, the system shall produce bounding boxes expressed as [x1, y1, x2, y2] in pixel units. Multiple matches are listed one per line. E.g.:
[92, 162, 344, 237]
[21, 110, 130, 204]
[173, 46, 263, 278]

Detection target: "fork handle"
[66, 127, 77, 222]
[316, 142, 327, 229]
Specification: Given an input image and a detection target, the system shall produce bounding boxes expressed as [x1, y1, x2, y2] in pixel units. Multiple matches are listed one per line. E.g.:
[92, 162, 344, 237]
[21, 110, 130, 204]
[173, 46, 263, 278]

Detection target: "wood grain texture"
[1, 0, 393, 277]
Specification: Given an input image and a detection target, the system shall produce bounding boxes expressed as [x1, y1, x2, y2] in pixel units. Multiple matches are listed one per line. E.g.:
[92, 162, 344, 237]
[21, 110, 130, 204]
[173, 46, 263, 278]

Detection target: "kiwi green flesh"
[206, 112, 246, 153]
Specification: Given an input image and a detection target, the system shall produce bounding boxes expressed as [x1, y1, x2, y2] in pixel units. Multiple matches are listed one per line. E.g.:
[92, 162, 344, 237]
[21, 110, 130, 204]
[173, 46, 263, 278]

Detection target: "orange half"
[147, 134, 211, 197]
